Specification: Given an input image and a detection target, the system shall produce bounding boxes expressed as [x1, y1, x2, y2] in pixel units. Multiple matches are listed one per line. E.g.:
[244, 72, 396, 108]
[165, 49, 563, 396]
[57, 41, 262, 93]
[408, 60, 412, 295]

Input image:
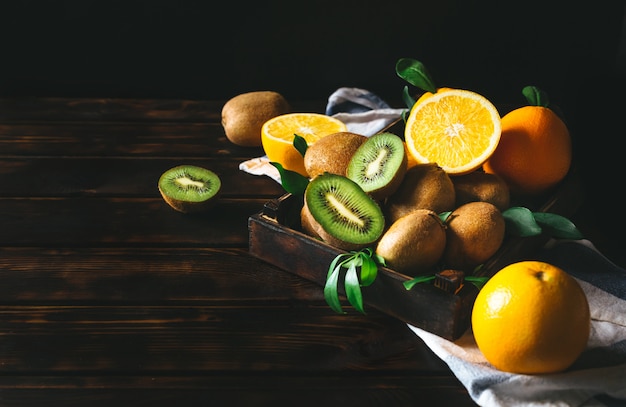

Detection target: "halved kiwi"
[346, 132, 407, 201]
[302, 173, 385, 250]
[158, 165, 221, 213]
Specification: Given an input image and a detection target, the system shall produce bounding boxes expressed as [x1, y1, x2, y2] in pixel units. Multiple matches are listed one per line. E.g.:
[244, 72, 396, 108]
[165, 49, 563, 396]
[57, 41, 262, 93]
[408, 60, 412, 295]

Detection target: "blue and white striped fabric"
[325, 87, 404, 136]
[325, 86, 396, 115]
[409, 239, 626, 407]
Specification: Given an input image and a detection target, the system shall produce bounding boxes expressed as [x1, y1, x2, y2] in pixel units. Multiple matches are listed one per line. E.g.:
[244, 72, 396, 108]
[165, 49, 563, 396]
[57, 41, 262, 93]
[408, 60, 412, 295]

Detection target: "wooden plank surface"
[0, 96, 478, 406]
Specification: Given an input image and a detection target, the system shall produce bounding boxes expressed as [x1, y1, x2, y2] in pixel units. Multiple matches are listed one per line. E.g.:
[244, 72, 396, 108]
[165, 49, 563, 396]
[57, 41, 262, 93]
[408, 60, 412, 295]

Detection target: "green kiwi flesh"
[346, 132, 407, 200]
[304, 173, 385, 250]
[158, 165, 221, 213]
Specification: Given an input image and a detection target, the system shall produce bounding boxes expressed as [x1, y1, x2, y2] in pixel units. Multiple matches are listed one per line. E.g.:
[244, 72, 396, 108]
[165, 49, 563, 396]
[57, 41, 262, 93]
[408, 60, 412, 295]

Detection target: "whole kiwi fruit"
[452, 170, 510, 212]
[375, 209, 447, 276]
[158, 165, 221, 213]
[304, 131, 367, 178]
[221, 91, 290, 147]
[346, 132, 408, 201]
[442, 201, 505, 270]
[301, 173, 385, 251]
[384, 163, 456, 224]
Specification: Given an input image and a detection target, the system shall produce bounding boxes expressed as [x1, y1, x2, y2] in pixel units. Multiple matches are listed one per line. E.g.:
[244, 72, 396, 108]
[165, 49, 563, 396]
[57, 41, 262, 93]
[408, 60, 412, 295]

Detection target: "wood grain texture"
[0, 96, 477, 406]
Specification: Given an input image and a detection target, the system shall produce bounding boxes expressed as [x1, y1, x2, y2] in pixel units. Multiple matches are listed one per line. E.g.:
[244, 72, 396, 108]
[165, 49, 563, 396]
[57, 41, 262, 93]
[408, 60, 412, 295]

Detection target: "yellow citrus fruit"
[483, 105, 572, 195]
[261, 113, 348, 176]
[472, 261, 590, 374]
[404, 88, 501, 175]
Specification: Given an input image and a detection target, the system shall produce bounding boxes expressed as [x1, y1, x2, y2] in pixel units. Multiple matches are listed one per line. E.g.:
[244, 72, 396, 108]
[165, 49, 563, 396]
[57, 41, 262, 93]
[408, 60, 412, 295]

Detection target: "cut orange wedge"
[261, 113, 348, 176]
[404, 89, 501, 175]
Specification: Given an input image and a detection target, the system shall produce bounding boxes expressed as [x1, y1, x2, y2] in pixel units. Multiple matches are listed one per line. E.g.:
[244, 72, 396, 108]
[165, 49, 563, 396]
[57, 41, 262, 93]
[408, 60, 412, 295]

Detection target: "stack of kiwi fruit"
[215, 90, 510, 276]
[300, 130, 510, 276]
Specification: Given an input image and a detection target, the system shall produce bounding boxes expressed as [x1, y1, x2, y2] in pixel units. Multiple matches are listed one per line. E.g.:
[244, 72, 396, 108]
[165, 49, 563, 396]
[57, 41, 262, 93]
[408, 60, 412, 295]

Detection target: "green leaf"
[401, 85, 416, 110]
[323, 248, 382, 314]
[401, 109, 410, 123]
[293, 134, 308, 157]
[439, 211, 452, 223]
[269, 162, 309, 195]
[324, 261, 345, 314]
[395, 58, 437, 94]
[345, 264, 365, 314]
[503, 206, 584, 240]
[522, 85, 550, 108]
[465, 276, 490, 290]
[359, 253, 378, 287]
[532, 212, 584, 239]
[403, 275, 436, 290]
[503, 206, 543, 237]
[373, 252, 387, 267]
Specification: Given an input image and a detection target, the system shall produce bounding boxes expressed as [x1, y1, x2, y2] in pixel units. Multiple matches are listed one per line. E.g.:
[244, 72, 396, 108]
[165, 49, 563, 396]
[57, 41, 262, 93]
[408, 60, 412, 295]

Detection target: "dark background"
[1, 0, 625, 263]
[1, 1, 623, 105]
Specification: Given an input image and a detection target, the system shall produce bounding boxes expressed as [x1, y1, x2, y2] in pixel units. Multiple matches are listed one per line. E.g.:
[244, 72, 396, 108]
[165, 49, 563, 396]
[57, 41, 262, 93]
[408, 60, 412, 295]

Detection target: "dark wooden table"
[0, 97, 483, 406]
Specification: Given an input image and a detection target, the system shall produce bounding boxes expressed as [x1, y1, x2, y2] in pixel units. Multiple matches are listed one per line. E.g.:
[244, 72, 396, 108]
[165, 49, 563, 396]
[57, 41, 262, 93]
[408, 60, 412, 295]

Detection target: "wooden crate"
[248, 112, 583, 340]
[248, 164, 582, 341]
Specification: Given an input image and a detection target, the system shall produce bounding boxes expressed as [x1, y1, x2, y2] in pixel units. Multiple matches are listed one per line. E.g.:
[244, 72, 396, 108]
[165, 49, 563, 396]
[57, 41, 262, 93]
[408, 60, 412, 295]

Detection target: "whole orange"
[471, 261, 590, 374]
[482, 104, 572, 195]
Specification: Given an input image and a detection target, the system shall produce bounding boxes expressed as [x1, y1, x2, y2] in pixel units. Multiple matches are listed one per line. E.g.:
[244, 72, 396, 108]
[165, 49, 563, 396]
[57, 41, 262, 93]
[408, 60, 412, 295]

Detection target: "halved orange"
[404, 89, 501, 175]
[261, 113, 348, 176]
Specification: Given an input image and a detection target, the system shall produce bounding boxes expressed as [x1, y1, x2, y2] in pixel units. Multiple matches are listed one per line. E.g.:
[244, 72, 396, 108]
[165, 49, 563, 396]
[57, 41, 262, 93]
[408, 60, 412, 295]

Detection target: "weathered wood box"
[248, 119, 583, 340]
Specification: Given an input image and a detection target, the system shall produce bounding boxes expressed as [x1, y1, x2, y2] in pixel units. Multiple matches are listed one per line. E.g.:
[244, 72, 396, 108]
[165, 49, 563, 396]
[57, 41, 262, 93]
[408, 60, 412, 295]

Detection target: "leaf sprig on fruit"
[324, 248, 385, 314]
[395, 57, 437, 113]
[269, 134, 310, 195]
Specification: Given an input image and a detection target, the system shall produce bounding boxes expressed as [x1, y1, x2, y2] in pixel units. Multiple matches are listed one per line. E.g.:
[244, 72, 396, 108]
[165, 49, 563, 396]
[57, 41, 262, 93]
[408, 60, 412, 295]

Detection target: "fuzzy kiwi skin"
[304, 131, 367, 178]
[160, 193, 219, 214]
[301, 174, 385, 251]
[452, 171, 510, 212]
[384, 163, 456, 223]
[221, 91, 290, 147]
[442, 201, 505, 270]
[300, 201, 322, 240]
[346, 132, 408, 201]
[375, 209, 446, 276]
[158, 165, 221, 214]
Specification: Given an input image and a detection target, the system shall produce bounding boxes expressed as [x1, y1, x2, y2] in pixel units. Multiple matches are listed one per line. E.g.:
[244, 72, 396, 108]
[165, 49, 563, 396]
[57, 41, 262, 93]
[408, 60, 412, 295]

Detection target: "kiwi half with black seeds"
[158, 165, 221, 213]
[346, 132, 407, 201]
[302, 173, 385, 251]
